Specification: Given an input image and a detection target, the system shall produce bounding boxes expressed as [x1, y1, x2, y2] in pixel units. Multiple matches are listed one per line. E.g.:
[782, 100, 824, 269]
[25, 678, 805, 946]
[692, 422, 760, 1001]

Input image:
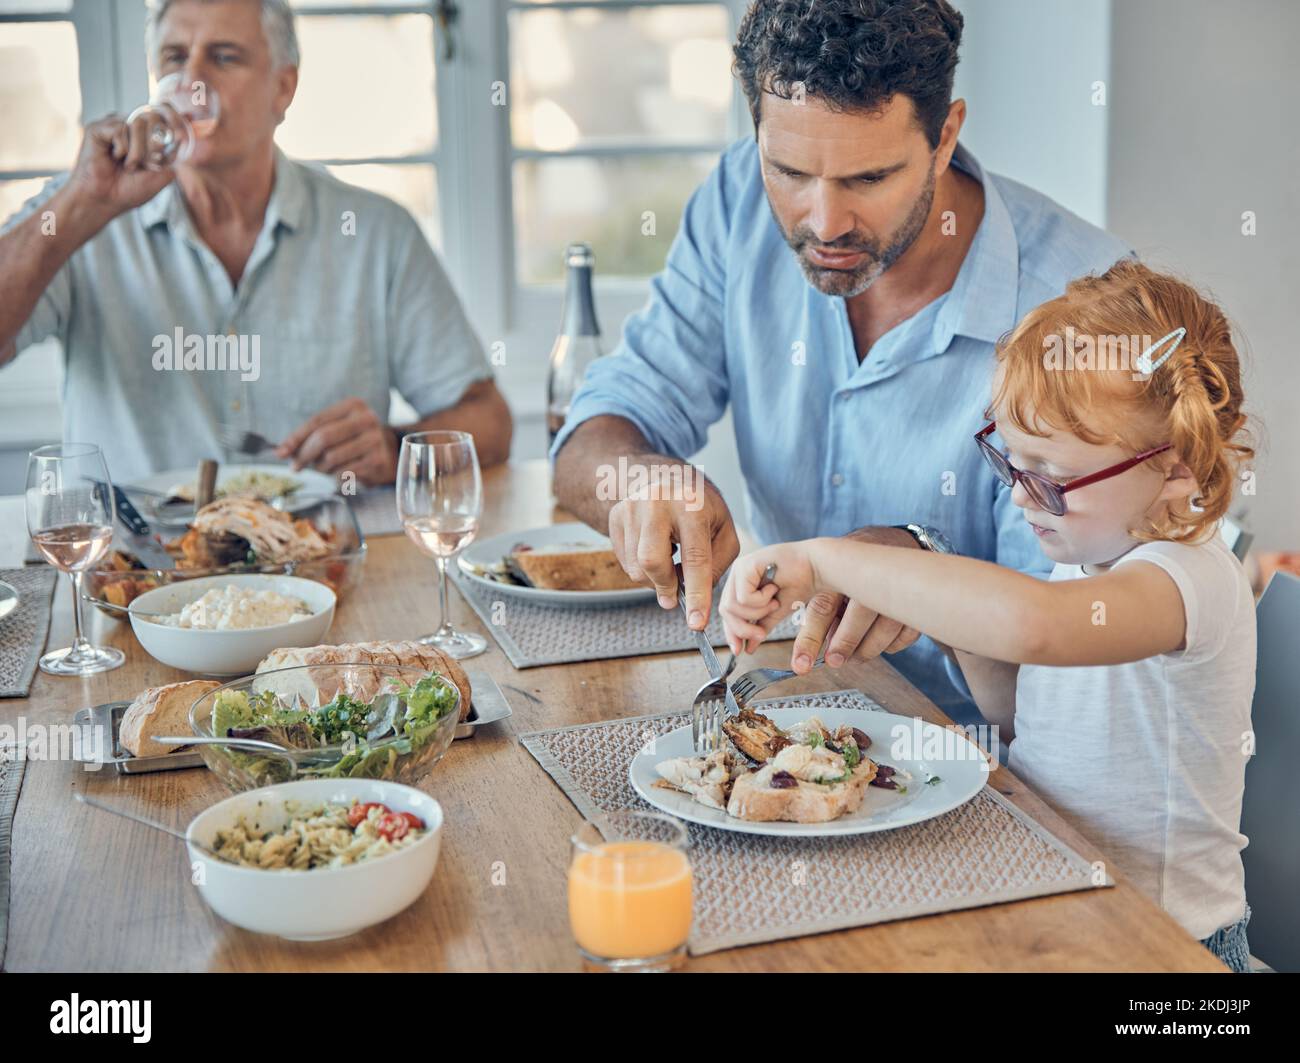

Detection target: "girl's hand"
[720, 541, 821, 657]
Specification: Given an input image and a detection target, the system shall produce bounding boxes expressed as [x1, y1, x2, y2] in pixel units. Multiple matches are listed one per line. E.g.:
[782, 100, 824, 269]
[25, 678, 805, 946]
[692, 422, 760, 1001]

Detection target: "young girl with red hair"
[722, 261, 1257, 970]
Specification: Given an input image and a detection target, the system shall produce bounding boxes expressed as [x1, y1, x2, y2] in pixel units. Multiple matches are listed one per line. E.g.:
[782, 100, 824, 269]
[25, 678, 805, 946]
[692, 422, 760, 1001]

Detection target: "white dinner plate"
[0, 580, 18, 623]
[125, 463, 338, 526]
[629, 704, 989, 837]
[457, 523, 657, 608]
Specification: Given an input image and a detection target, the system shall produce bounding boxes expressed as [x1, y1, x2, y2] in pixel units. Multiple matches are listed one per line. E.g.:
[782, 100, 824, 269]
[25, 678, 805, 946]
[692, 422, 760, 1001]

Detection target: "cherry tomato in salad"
[348, 801, 386, 828]
[399, 812, 424, 831]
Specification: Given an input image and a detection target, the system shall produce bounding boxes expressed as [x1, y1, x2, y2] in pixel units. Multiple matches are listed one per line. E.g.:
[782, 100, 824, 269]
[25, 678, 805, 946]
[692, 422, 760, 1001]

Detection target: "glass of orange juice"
[568, 811, 692, 972]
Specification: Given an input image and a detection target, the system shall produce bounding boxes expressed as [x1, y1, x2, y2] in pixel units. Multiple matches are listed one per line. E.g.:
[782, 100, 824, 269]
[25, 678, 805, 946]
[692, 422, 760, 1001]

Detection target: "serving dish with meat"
[85, 495, 365, 615]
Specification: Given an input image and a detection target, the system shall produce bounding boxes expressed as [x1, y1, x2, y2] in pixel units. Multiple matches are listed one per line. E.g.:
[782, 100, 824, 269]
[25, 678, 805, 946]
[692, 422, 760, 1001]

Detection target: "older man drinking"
[0, 0, 511, 486]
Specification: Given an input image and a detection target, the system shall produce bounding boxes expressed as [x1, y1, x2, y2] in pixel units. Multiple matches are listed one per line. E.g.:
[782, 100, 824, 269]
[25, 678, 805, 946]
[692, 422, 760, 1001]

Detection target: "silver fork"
[219, 425, 280, 457]
[686, 651, 740, 754]
[686, 563, 773, 753]
[730, 655, 826, 712]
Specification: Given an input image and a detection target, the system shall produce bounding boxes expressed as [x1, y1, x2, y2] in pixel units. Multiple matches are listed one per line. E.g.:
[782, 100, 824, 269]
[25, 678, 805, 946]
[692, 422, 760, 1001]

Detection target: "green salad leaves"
[209, 671, 460, 785]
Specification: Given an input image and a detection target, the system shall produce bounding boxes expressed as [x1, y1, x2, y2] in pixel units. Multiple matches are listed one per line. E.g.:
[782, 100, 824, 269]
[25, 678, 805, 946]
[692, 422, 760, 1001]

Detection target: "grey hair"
[145, 0, 300, 71]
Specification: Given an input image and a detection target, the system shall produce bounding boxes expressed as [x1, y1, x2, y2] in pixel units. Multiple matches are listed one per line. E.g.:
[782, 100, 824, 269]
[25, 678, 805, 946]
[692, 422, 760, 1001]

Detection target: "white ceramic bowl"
[186, 779, 444, 940]
[128, 573, 335, 676]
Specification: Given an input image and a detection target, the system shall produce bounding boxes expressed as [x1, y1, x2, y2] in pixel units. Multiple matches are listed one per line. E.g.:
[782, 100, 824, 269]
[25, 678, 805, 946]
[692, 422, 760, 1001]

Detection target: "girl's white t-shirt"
[1010, 534, 1256, 940]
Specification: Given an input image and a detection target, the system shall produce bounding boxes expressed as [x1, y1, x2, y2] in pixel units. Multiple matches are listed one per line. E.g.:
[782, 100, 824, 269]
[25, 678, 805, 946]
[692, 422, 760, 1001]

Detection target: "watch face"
[920, 526, 954, 554]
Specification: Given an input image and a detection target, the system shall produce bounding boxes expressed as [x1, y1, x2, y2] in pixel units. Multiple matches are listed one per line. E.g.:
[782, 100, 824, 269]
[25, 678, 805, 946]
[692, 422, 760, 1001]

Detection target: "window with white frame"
[0, 0, 136, 453]
[507, 0, 735, 284]
[278, 2, 446, 252]
[0, 1, 80, 221]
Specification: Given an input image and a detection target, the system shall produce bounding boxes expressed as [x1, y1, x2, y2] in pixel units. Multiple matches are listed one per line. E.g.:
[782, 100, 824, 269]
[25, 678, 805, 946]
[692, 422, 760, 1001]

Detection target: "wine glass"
[25, 443, 125, 676]
[396, 431, 487, 659]
[124, 71, 222, 171]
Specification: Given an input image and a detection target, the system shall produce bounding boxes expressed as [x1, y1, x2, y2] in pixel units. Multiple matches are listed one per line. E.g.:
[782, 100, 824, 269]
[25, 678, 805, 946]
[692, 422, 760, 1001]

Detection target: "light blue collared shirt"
[4, 151, 492, 484]
[552, 138, 1131, 722]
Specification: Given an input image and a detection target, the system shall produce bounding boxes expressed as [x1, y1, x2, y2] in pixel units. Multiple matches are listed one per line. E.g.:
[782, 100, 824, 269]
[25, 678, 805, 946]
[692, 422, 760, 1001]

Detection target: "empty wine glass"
[396, 431, 487, 659]
[25, 443, 125, 676]
[124, 71, 221, 170]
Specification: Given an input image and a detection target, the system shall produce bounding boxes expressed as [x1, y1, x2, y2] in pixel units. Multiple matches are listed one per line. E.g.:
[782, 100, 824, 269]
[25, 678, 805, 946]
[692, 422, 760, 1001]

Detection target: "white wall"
[1106, 0, 1300, 549]
[953, 0, 1111, 227]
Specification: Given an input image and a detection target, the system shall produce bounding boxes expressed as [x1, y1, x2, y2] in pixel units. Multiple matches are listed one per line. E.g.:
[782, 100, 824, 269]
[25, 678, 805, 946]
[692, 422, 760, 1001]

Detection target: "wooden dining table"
[0, 460, 1225, 971]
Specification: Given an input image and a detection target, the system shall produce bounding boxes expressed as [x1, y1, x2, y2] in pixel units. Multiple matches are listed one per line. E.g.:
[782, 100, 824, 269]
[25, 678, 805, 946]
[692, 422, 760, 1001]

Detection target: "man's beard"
[775, 159, 937, 298]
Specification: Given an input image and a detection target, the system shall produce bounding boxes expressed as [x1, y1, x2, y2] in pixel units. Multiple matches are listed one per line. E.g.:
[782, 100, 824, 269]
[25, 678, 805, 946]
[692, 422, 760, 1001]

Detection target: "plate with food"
[125, 463, 336, 527]
[458, 522, 656, 607]
[629, 704, 988, 837]
[86, 495, 366, 615]
[186, 779, 444, 939]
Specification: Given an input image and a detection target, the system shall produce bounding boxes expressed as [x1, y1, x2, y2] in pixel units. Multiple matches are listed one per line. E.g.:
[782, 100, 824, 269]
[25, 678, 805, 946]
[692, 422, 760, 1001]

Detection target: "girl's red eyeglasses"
[974, 422, 1171, 517]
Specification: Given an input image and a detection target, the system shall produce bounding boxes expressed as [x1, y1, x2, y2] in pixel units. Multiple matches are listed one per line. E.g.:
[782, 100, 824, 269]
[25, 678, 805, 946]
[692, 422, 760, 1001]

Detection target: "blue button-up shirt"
[552, 138, 1131, 722]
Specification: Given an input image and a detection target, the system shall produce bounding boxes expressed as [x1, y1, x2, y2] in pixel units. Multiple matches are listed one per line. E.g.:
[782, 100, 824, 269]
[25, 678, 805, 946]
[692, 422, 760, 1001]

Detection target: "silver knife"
[120, 529, 174, 571]
[102, 483, 175, 569]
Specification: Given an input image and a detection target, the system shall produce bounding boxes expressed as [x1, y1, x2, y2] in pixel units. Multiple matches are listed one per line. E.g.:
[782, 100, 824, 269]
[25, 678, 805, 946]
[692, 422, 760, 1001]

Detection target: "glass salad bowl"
[188, 664, 462, 793]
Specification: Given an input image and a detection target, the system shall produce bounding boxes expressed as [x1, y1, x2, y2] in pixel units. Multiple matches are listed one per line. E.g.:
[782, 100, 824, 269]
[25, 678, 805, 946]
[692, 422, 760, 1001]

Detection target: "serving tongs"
[75, 793, 227, 861]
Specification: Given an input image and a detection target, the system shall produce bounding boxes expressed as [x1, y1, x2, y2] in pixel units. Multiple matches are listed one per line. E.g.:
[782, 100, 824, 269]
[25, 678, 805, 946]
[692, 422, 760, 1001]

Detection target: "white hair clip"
[1134, 327, 1187, 376]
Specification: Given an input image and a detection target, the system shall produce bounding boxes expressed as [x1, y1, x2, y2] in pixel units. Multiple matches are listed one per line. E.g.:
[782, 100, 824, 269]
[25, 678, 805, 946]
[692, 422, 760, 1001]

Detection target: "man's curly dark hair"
[733, 0, 965, 148]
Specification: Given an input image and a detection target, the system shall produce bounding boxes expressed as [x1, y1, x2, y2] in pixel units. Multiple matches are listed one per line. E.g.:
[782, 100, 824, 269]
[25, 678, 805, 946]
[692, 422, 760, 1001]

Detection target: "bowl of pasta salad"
[186, 779, 443, 939]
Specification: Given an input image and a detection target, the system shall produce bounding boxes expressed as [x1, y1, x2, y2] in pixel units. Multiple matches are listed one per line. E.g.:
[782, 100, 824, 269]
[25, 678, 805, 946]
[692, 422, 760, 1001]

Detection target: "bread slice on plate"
[726, 743, 878, 823]
[509, 540, 642, 592]
[255, 640, 472, 720]
[119, 680, 222, 757]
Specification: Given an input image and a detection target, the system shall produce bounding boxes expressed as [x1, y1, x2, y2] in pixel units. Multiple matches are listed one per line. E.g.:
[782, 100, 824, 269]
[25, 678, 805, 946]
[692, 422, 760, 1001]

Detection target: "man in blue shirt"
[552, 0, 1129, 723]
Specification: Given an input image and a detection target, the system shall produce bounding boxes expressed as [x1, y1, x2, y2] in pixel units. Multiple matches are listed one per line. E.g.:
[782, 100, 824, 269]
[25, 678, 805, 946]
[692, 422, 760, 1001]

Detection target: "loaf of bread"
[255, 641, 472, 721]
[510, 541, 642, 591]
[119, 680, 223, 757]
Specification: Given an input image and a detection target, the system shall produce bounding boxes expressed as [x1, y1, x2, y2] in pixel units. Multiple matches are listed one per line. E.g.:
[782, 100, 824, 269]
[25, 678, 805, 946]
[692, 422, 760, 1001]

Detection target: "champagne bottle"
[546, 243, 603, 448]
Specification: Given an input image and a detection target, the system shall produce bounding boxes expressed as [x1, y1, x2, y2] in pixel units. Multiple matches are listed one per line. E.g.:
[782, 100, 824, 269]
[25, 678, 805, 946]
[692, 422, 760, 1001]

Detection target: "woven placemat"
[0, 745, 26, 970]
[0, 567, 57, 699]
[521, 689, 1109, 956]
[453, 571, 795, 668]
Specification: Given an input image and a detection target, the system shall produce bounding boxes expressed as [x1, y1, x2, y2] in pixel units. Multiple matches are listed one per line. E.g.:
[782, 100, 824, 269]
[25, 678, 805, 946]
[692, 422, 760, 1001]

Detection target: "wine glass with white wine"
[396, 431, 486, 659]
[123, 71, 222, 171]
[25, 443, 125, 676]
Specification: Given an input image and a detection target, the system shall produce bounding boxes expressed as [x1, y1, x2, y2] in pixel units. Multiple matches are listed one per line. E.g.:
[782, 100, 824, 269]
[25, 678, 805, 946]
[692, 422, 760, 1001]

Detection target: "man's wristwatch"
[894, 523, 954, 555]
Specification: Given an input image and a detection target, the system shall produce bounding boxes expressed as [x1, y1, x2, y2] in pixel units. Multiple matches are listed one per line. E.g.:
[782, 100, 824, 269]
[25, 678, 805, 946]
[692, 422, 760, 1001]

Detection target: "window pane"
[0, 1, 72, 12]
[288, 0, 424, 7]
[0, 176, 50, 227]
[277, 14, 436, 161]
[0, 21, 81, 171]
[324, 161, 440, 251]
[514, 153, 714, 283]
[510, 5, 731, 150]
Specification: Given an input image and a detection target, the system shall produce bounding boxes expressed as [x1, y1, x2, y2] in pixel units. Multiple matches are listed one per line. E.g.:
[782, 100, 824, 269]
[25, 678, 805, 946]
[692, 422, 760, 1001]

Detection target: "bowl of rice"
[186, 778, 444, 939]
